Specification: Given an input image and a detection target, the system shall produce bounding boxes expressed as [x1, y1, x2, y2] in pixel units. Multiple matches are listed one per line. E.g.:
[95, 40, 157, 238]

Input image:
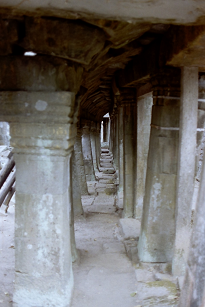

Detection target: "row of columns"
[109, 67, 205, 293]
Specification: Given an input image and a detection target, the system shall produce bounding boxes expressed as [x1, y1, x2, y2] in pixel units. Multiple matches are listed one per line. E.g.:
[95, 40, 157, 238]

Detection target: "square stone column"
[117, 105, 124, 195]
[103, 117, 109, 143]
[134, 92, 153, 220]
[138, 69, 181, 262]
[71, 150, 84, 217]
[81, 119, 95, 181]
[74, 126, 88, 195]
[111, 107, 119, 170]
[118, 88, 136, 218]
[178, 123, 205, 307]
[0, 91, 76, 307]
[95, 122, 101, 171]
[90, 121, 98, 175]
[172, 67, 198, 276]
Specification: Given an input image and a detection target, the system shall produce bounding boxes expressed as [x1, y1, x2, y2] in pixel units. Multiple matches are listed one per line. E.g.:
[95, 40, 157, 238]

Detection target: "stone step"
[99, 177, 116, 184]
[103, 168, 115, 174]
[104, 186, 117, 195]
[101, 153, 112, 158]
[100, 158, 113, 163]
[101, 149, 109, 153]
[100, 163, 113, 168]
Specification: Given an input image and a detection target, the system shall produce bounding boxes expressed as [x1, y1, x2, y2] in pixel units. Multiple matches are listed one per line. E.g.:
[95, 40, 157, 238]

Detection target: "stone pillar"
[71, 150, 84, 216]
[90, 121, 98, 175]
[138, 69, 181, 262]
[120, 88, 136, 218]
[109, 115, 114, 153]
[74, 126, 88, 195]
[178, 134, 205, 307]
[117, 104, 124, 207]
[172, 67, 198, 276]
[70, 153, 79, 263]
[95, 122, 101, 171]
[103, 117, 109, 142]
[114, 111, 119, 170]
[118, 106, 124, 192]
[134, 92, 152, 220]
[0, 91, 76, 307]
[81, 119, 95, 181]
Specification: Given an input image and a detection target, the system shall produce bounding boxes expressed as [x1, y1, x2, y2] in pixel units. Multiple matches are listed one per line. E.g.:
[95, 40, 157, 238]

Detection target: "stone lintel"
[164, 26, 205, 69]
[116, 26, 205, 88]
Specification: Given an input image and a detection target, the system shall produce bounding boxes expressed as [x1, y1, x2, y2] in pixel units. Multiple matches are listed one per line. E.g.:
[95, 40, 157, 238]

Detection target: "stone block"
[135, 268, 155, 282]
[119, 218, 141, 240]
[103, 168, 115, 174]
[154, 272, 177, 283]
[177, 276, 185, 291]
[105, 186, 117, 195]
[124, 240, 139, 264]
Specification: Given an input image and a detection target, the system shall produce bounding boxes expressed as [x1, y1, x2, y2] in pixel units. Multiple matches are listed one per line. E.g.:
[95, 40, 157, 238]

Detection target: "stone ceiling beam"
[117, 25, 205, 88]
[163, 25, 205, 70]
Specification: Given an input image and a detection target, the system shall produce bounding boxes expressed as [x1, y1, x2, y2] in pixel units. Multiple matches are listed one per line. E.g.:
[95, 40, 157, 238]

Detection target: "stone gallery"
[0, 0, 205, 306]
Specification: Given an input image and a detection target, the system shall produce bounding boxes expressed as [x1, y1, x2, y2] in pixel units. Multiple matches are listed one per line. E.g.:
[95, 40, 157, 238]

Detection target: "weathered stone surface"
[2, 0, 205, 25]
[178, 128, 205, 307]
[154, 272, 176, 283]
[0, 56, 83, 93]
[103, 168, 115, 174]
[119, 218, 141, 240]
[172, 67, 198, 276]
[138, 75, 180, 262]
[21, 17, 106, 65]
[124, 240, 139, 264]
[71, 151, 84, 217]
[0, 91, 77, 155]
[135, 269, 155, 282]
[0, 19, 19, 55]
[0, 91, 76, 306]
[122, 93, 136, 218]
[134, 92, 152, 220]
[81, 120, 95, 181]
[164, 26, 205, 69]
[74, 127, 88, 195]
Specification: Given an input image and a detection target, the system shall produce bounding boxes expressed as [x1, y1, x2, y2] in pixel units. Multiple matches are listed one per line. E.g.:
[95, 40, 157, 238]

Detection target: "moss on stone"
[146, 280, 177, 296]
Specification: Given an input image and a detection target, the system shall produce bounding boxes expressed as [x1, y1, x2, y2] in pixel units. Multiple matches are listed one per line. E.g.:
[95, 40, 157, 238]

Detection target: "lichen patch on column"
[35, 100, 48, 111]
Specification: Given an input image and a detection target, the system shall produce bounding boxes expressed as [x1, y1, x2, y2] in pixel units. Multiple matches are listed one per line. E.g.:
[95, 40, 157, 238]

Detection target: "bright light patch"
[24, 51, 37, 56]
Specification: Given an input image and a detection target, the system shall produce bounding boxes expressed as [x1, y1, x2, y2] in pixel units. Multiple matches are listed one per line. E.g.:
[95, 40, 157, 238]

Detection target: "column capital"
[116, 87, 136, 107]
[150, 67, 181, 105]
[0, 91, 77, 156]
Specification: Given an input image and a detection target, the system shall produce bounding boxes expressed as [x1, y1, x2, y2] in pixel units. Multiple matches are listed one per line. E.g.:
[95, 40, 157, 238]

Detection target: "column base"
[13, 269, 74, 307]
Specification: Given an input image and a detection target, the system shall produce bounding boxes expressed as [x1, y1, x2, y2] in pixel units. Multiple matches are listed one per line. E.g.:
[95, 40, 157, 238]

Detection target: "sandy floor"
[71, 203, 137, 307]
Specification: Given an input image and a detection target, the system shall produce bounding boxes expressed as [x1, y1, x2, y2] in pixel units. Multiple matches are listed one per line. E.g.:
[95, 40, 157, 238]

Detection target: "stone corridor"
[1, 2, 205, 306]
[71, 148, 179, 307]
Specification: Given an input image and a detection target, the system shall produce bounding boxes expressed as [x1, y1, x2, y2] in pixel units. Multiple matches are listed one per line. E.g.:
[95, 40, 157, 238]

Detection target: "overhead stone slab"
[2, 0, 205, 25]
[21, 17, 106, 65]
[163, 25, 205, 69]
